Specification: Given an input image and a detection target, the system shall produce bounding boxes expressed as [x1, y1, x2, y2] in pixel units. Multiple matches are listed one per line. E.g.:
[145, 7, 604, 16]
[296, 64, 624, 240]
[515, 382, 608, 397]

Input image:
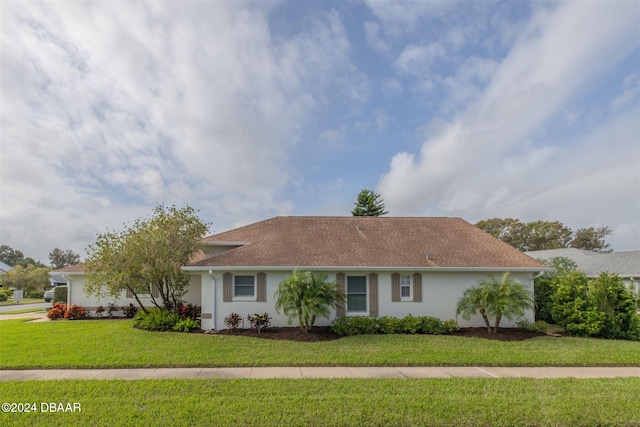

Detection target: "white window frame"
[346, 275, 368, 314]
[233, 274, 256, 301]
[400, 274, 412, 301]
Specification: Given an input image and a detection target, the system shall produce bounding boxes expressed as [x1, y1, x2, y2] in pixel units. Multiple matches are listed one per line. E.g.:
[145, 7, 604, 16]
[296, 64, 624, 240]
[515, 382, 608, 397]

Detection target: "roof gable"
[191, 216, 545, 269]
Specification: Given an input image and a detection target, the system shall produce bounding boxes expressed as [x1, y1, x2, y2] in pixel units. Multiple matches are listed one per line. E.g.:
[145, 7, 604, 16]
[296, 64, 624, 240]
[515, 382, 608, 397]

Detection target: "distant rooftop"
[525, 248, 640, 278]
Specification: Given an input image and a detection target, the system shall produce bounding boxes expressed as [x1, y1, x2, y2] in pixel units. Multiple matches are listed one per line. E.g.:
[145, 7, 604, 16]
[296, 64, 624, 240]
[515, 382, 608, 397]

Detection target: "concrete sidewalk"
[1, 366, 639, 381]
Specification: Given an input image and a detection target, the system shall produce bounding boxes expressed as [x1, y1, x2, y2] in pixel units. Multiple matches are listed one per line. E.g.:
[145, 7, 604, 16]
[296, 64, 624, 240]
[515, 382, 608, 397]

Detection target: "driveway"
[0, 302, 51, 313]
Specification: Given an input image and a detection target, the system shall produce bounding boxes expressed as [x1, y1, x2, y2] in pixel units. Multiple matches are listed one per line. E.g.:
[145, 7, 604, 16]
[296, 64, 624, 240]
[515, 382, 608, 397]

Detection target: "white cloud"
[364, 0, 456, 35]
[394, 42, 446, 76]
[378, 1, 640, 250]
[0, 2, 363, 262]
[364, 21, 389, 52]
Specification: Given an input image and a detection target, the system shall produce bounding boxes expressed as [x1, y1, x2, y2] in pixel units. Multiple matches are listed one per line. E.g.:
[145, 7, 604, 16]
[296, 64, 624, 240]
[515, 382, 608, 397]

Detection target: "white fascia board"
[48, 271, 85, 276]
[183, 265, 552, 273]
[202, 241, 249, 246]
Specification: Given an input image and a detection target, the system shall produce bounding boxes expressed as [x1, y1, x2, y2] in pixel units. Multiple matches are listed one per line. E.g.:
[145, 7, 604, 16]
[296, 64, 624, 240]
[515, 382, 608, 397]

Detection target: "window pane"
[347, 276, 366, 293]
[401, 286, 411, 298]
[347, 294, 366, 311]
[235, 285, 254, 297]
[235, 276, 254, 285]
[234, 275, 255, 297]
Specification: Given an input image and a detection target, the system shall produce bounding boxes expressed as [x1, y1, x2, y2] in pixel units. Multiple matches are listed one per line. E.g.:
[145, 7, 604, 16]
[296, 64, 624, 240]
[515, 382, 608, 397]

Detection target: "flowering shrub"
[224, 312, 243, 329]
[107, 303, 120, 318]
[121, 303, 138, 318]
[95, 306, 105, 317]
[248, 312, 271, 334]
[64, 304, 87, 320]
[47, 303, 67, 320]
[177, 304, 201, 320]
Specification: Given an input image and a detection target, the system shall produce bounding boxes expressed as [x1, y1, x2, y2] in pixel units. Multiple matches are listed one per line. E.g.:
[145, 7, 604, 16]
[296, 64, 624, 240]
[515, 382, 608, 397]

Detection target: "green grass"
[0, 298, 45, 307]
[1, 319, 639, 369]
[0, 378, 639, 426]
[0, 308, 48, 315]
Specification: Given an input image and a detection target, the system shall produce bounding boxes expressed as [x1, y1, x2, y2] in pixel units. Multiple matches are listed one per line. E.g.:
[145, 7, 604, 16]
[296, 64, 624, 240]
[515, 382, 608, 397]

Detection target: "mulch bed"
[212, 326, 548, 342]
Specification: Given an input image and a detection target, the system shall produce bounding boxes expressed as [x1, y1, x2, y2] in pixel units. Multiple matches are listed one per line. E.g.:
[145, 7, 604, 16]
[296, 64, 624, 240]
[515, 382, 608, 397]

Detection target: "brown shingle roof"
[190, 216, 546, 269]
[51, 264, 86, 273]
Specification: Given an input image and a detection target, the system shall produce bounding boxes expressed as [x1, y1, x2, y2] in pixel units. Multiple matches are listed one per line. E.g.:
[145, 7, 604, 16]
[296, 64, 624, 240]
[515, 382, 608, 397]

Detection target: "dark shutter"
[413, 273, 422, 302]
[223, 272, 232, 302]
[257, 272, 266, 302]
[126, 288, 133, 298]
[336, 273, 346, 317]
[391, 273, 400, 302]
[368, 273, 378, 317]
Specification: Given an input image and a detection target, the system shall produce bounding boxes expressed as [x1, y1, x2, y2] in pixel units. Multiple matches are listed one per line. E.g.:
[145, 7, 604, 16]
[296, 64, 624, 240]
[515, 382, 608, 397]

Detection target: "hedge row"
[331, 315, 459, 336]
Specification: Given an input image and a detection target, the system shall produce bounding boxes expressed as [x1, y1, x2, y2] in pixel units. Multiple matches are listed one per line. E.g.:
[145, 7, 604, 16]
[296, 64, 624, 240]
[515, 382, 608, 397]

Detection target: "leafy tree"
[49, 248, 81, 270]
[0, 264, 50, 292]
[0, 245, 45, 267]
[475, 218, 613, 252]
[351, 189, 388, 216]
[85, 205, 209, 312]
[570, 226, 613, 253]
[521, 221, 572, 251]
[275, 270, 346, 331]
[551, 271, 604, 337]
[456, 273, 533, 333]
[534, 257, 578, 323]
[474, 218, 526, 249]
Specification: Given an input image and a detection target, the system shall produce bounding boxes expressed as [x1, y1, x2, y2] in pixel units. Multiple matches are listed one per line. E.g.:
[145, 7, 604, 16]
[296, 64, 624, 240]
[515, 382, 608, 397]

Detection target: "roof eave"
[183, 265, 552, 272]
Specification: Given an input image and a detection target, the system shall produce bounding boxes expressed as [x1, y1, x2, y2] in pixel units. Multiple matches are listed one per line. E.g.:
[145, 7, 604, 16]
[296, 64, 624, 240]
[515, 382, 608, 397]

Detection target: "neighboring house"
[53, 216, 548, 329]
[525, 248, 640, 294]
[0, 261, 12, 274]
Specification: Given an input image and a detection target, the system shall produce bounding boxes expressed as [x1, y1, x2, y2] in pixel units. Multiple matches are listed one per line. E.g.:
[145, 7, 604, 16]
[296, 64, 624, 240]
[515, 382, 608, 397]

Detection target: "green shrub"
[590, 273, 640, 340]
[134, 308, 180, 331]
[53, 286, 67, 304]
[443, 318, 460, 333]
[330, 316, 377, 336]
[0, 293, 7, 302]
[26, 290, 44, 299]
[331, 315, 459, 336]
[418, 316, 446, 334]
[173, 318, 201, 332]
[377, 316, 400, 334]
[552, 271, 604, 337]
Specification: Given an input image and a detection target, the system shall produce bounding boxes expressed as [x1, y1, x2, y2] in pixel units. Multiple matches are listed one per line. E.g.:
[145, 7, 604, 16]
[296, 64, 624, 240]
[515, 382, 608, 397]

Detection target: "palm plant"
[456, 285, 492, 333]
[482, 273, 534, 333]
[275, 270, 346, 331]
[457, 273, 533, 333]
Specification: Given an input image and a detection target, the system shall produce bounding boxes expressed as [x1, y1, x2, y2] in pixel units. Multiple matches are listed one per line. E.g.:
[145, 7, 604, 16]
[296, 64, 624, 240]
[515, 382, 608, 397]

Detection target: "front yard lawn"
[1, 378, 639, 426]
[1, 319, 639, 369]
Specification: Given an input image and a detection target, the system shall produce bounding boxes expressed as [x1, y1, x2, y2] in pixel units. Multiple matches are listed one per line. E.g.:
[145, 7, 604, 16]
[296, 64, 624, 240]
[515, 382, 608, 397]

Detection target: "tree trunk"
[493, 313, 502, 333]
[479, 307, 492, 333]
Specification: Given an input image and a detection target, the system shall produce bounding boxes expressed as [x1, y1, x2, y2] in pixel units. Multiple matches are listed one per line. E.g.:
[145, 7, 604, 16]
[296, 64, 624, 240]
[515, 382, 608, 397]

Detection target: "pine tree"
[351, 189, 388, 216]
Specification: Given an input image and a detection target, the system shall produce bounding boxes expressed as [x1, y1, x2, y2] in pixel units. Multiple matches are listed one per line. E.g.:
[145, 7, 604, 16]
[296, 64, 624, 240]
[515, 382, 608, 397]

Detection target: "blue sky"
[1, 0, 638, 264]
